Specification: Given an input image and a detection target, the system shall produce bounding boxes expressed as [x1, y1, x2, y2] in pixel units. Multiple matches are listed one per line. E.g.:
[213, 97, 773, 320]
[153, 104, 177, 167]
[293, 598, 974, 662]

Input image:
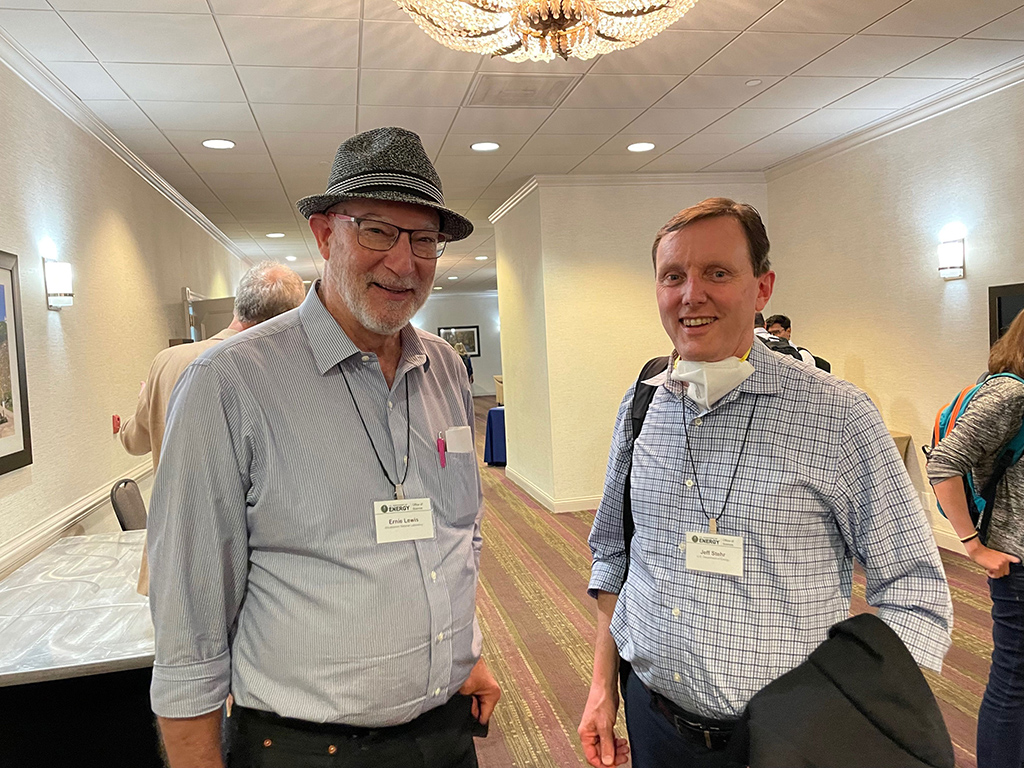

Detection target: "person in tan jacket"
[120, 260, 305, 592]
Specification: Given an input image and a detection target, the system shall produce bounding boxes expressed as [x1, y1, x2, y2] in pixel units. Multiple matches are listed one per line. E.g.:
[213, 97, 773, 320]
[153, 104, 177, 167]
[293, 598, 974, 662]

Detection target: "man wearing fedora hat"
[147, 127, 499, 768]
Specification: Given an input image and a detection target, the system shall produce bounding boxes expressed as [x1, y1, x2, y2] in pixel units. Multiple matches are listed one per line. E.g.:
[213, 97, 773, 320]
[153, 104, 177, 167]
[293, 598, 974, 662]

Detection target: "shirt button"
[674, 672, 681, 682]
[437, 632, 444, 642]
[694, 417, 703, 426]
[672, 608, 680, 617]
[388, 401, 393, 409]
[361, 355, 369, 362]
[434, 687, 441, 696]
[685, 479, 695, 488]
[679, 542, 686, 552]
[431, 571, 437, 581]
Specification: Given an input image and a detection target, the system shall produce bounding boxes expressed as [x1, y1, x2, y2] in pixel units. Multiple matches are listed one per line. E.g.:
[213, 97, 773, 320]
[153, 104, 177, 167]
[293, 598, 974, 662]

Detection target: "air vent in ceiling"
[466, 73, 581, 108]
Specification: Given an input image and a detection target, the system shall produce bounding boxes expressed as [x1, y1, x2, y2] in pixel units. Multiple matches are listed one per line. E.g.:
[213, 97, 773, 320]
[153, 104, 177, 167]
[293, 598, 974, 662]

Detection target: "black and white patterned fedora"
[296, 126, 473, 242]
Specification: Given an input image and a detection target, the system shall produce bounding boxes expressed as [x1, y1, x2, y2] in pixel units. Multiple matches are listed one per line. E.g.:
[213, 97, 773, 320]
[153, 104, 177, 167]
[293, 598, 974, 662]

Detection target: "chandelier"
[395, 0, 700, 62]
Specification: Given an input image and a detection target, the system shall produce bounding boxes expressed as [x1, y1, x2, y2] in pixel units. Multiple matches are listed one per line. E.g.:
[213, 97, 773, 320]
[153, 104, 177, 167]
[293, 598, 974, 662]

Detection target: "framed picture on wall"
[0, 251, 32, 476]
[438, 326, 481, 358]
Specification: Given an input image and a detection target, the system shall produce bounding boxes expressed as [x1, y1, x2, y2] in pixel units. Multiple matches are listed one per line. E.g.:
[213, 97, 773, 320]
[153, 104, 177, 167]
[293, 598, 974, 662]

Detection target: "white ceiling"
[3, 0, 1024, 293]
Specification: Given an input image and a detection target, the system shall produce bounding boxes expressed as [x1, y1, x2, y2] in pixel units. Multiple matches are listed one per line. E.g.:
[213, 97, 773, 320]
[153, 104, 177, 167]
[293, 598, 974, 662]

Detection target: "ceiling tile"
[210, 0, 361, 16]
[251, 103, 356, 133]
[46, 62, 126, 99]
[641, 153, 726, 172]
[217, 15, 359, 68]
[139, 152, 195, 179]
[433, 155, 508, 179]
[669, 133, 764, 154]
[751, 0, 902, 34]
[361, 0, 411, 21]
[891, 39, 1024, 79]
[0, 10, 94, 61]
[0, 0, 50, 7]
[361, 21, 481, 71]
[741, 131, 841, 153]
[621, 108, 731, 135]
[589, 30, 737, 75]
[796, 34, 951, 77]
[777, 108, 893, 133]
[538, 108, 643, 134]
[658, 75, 781, 108]
[562, 74, 683, 108]
[183, 152, 275, 173]
[439, 134, 532, 156]
[570, 155, 653, 174]
[449, 108, 552, 134]
[116, 128, 177, 154]
[263, 132, 355, 156]
[704, 151, 788, 170]
[266, 155, 327, 176]
[492, 155, 586, 185]
[671, 0, 781, 31]
[105, 63, 244, 102]
[84, 99, 155, 129]
[864, 0, 1022, 37]
[519, 133, 612, 154]
[236, 66, 357, 105]
[698, 31, 848, 76]
[743, 76, 875, 108]
[139, 101, 258, 132]
[162, 130, 265, 154]
[358, 70, 474, 107]
[53, 0, 207, 9]
[968, 7, 1024, 40]
[356, 106, 457, 134]
[595, 134, 692, 155]
[479, 53, 591, 74]
[201, 171, 282, 190]
[61, 12, 229, 64]
[703, 107, 813, 132]
[828, 77, 961, 109]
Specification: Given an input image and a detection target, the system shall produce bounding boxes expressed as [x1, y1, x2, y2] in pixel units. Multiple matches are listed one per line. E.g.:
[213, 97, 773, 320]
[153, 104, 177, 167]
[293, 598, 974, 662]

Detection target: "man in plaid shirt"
[578, 198, 952, 768]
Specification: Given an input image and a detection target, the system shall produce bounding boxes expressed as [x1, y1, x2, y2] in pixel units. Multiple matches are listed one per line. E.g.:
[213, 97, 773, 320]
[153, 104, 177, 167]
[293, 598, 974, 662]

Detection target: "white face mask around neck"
[670, 355, 754, 411]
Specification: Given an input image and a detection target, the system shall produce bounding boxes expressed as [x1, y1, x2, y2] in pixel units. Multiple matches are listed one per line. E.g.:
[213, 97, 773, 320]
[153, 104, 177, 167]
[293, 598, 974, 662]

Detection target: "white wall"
[767, 79, 1024, 551]
[412, 292, 502, 396]
[0, 56, 245, 573]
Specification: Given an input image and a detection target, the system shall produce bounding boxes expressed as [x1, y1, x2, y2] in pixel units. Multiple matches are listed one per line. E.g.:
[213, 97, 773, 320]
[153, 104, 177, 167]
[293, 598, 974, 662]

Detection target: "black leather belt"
[647, 688, 737, 751]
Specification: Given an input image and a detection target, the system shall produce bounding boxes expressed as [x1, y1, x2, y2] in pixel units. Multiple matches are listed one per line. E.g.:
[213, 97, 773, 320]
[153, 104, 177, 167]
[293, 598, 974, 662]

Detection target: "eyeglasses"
[327, 213, 449, 260]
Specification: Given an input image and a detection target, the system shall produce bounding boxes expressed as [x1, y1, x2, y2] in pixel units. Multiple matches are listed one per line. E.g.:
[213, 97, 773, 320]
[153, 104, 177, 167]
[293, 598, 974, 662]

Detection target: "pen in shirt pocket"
[437, 432, 447, 468]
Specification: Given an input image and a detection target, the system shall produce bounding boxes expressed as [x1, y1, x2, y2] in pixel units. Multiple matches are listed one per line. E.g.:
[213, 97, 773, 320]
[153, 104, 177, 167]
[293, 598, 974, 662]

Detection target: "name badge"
[374, 498, 435, 543]
[685, 532, 744, 577]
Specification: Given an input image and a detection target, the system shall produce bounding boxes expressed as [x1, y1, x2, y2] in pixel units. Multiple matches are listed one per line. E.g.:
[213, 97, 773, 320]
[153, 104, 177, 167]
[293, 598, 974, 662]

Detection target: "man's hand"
[966, 539, 1021, 578]
[578, 684, 629, 767]
[459, 657, 501, 725]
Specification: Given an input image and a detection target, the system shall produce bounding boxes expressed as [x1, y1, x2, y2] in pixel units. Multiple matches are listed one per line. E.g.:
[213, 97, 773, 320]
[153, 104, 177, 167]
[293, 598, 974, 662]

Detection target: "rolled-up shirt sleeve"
[834, 391, 953, 671]
[147, 359, 252, 718]
[588, 386, 636, 598]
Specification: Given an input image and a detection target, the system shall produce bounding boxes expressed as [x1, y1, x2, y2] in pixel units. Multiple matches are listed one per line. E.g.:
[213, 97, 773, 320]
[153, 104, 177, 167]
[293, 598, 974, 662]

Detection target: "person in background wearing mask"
[579, 197, 952, 768]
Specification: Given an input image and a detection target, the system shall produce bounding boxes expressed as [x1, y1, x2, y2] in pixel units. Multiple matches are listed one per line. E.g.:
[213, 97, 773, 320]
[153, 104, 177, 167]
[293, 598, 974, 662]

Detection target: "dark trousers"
[978, 563, 1024, 768]
[624, 671, 744, 768]
[226, 695, 480, 768]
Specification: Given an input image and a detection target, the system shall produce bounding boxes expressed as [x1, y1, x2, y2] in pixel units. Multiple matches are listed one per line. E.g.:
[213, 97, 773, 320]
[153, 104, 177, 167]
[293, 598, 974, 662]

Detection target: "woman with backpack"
[927, 308, 1024, 768]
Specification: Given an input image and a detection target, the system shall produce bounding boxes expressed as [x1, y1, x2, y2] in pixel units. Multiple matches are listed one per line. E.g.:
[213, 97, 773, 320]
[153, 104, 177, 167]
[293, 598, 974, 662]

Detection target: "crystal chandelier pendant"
[395, 0, 700, 62]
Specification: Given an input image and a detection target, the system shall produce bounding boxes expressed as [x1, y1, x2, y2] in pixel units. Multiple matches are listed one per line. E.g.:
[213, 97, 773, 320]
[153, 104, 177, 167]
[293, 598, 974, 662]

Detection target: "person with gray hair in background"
[119, 260, 304, 594]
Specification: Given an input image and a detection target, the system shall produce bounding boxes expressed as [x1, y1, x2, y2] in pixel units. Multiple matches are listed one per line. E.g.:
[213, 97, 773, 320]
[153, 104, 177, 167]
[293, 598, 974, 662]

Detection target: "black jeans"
[226, 695, 480, 768]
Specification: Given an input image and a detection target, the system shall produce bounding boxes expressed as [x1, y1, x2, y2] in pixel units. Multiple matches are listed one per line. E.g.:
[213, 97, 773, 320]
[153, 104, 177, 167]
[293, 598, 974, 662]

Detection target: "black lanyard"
[338, 363, 411, 500]
[682, 396, 758, 534]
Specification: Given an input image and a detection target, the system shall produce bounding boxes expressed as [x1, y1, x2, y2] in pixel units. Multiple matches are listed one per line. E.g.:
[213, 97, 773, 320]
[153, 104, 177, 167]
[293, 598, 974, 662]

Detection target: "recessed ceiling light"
[433, 286, 443, 290]
[285, 255, 297, 261]
[745, 79, 763, 87]
[627, 142, 656, 153]
[475, 255, 488, 261]
[266, 232, 285, 238]
[448, 275, 459, 280]
[202, 138, 235, 150]
[471, 142, 500, 152]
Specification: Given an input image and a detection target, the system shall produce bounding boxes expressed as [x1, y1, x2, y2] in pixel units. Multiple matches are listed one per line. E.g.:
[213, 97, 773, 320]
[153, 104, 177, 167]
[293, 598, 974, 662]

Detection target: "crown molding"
[766, 60, 1024, 182]
[489, 171, 765, 223]
[426, 290, 499, 299]
[0, 27, 248, 264]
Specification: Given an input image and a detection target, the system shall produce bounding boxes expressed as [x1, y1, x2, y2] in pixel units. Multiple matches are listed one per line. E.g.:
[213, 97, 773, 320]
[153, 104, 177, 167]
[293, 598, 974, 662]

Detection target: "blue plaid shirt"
[588, 340, 952, 719]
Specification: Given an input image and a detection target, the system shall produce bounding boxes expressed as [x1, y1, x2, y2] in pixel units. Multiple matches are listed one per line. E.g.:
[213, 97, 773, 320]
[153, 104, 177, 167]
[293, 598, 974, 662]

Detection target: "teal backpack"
[923, 373, 1024, 542]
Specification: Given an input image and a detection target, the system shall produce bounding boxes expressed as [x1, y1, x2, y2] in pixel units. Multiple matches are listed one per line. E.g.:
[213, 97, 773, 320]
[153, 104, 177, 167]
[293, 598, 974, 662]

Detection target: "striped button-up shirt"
[589, 340, 952, 719]
[148, 285, 483, 725]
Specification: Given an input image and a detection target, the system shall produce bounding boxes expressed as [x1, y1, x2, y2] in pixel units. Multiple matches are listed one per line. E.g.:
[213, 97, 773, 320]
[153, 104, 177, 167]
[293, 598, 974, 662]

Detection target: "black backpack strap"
[618, 355, 669, 692]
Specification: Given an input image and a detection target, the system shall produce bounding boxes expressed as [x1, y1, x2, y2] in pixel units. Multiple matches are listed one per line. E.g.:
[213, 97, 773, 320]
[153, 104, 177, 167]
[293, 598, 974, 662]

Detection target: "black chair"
[110, 479, 147, 531]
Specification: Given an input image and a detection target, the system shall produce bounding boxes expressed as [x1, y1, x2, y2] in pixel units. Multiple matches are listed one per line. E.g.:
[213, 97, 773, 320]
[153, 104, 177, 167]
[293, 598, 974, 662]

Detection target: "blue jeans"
[624, 671, 742, 768]
[978, 562, 1024, 768]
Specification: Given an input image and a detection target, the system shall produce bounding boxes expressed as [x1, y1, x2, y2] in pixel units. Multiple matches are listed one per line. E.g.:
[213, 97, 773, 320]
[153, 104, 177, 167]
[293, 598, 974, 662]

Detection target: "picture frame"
[437, 326, 481, 358]
[0, 250, 32, 476]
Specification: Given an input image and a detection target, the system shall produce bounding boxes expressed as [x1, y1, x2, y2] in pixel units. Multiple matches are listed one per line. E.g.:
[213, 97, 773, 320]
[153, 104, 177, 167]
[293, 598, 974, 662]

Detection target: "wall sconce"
[937, 222, 966, 280]
[43, 258, 74, 310]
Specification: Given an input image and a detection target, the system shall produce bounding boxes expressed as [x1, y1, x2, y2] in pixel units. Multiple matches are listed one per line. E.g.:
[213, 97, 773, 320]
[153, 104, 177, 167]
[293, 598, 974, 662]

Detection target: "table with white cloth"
[0, 531, 162, 766]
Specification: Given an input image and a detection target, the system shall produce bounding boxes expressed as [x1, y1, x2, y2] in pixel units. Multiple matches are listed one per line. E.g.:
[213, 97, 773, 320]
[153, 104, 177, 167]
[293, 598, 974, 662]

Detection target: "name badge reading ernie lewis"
[685, 532, 744, 577]
[374, 498, 435, 544]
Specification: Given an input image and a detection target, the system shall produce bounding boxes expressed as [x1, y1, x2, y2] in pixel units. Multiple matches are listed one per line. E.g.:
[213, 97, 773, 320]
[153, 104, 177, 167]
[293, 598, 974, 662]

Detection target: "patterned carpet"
[470, 397, 993, 768]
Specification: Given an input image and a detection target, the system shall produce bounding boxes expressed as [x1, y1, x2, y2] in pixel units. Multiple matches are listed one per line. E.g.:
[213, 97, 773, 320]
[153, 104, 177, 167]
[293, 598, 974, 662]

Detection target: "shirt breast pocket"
[433, 450, 480, 528]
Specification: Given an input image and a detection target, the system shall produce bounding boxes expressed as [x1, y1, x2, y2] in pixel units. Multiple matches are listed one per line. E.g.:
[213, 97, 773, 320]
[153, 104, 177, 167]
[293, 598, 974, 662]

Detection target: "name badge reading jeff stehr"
[685, 532, 744, 577]
[374, 498, 435, 544]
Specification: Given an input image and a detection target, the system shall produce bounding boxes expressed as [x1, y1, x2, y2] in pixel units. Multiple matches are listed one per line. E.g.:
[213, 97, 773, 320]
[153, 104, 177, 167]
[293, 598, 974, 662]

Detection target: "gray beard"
[335, 269, 427, 337]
